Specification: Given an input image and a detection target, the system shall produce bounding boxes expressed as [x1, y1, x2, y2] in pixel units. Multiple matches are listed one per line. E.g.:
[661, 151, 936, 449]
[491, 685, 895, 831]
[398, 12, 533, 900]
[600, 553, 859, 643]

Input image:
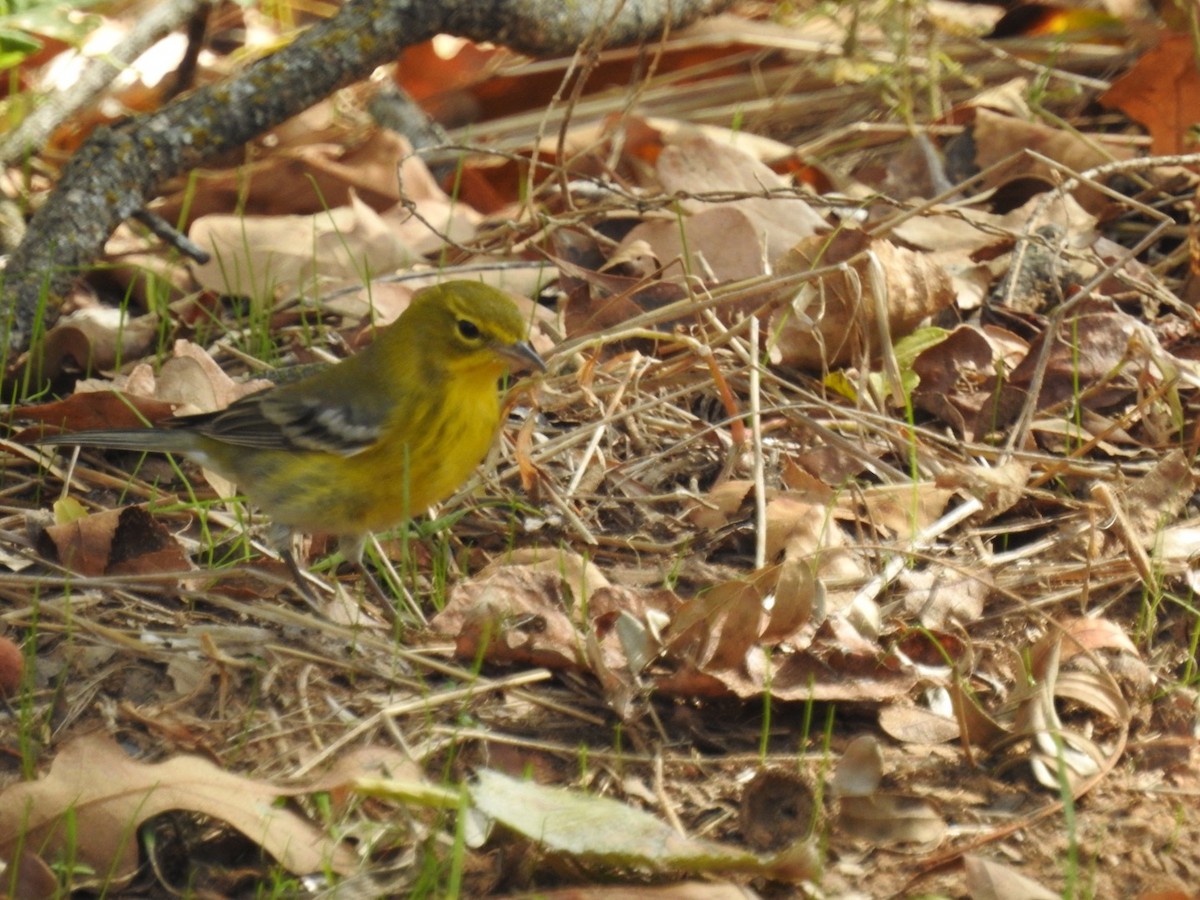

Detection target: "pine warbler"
[35, 280, 545, 594]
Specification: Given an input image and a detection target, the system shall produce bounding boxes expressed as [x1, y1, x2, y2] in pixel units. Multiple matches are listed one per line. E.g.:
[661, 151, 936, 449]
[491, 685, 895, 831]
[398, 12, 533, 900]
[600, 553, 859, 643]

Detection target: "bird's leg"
[280, 532, 403, 630]
[339, 534, 404, 627]
[269, 527, 405, 628]
[365, 534, 427, 626]
[269, 525, 326, 612]
[357, 565, 399, 626]
[281, 543, 322, 608]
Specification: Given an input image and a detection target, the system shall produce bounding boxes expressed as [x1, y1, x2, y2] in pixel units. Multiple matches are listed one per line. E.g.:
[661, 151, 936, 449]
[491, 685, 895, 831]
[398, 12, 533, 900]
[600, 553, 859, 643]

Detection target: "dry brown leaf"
[687, 480, 755, 530]
[761, 555, 817, 643]
[157, 124, 410, 223]
[655, 130, 827, 254]
[590, 584, 681, 627]
[617, 207, 779, 284]
[191, 193, 417, 302]
[52, 340, 271, 417]
[0, 634, 22, 697]
[584, 624, 640, 716]
[894, 566, 989, 630]
[28, 340, 271, 502]
[435, 555, 679, 689]
[999, 630, 1129, 792]
[13, 392, 177, 434]
[39, 505, 193, 578]
[322, 279, 422, 323]
[608, 129, 827, 287]
[911, 324, 1027, 440]
[659, 548, 909, 700]
[987, 309, 1156, 437]
[156, 340, 272, 414]
[689, 487, 850, 602]
[434, 567, 582, 670]
[768, 495, 868, 625]
[889, 208, 1009, 257]
[689, 483, 866, 612]
[970, 107, 1134, 214]
[832, 735, 883, 797]
[1100, 34, 1200, 155]
[877, 705, 960, 745]
[0, 733, 356, 887]
[656, 627, 919, 702]
[994, 191, 1098, 245]
[964, 854, 1059, 900]
[1054, 670, 1130, 722]
[4, 847, 57, 900]
[838, 794, 946, 847]
[936, 458, 1031, 520]
[949, 678, 1007, 749]
[506, 884, 763, 899]
[38, 308, 160, 383]
[844, 483, 955, 541]
[768, 228, 955, 369]
[1115, 449, 1195, 549]
[666, 567, 774, 671]
[481, 547, 611, 607]
[288, 131, 408, 207]
[765, 492, 839, 562]
[1045, 617, 1149, 710]
[1052, 616, 1140, 663]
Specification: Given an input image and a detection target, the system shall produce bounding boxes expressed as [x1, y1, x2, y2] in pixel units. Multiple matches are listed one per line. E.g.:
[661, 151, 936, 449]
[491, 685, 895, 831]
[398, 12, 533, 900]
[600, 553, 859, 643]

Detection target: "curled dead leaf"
[832, 735, 883, 798]
[767, 228, 955, 369]
[0, 634, 22, 697]
[38, 505, 193, 579]
[39, 307, 159, 383]
[838, 794, 946, 847]
[878, 704, 961, 745]
[434, 567, 582, 670]
[0, 734, 356, 888]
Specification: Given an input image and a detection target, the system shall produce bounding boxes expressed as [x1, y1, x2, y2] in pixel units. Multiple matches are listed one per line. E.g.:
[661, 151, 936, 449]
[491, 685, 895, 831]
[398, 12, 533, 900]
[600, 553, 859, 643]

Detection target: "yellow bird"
[35, 280, 545, 599]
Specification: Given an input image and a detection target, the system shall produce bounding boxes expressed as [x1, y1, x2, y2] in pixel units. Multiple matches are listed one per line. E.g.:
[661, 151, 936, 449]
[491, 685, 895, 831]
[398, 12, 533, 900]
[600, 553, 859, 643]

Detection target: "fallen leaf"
[838, 794, 946, 847]
[39, 505, 193, 579]
[434, 567, 582, 669]
[878, 705, 960, 745]
[1101, 34, 1200, 155]
[832, 735, 883, 798]
[470, 768, 818, 882]
[768, 227, 956, 369]
[191, 193, 417, 302]
[970, 106, 1133, 213]
[964, 854, 1059, 899]
[0, 734, 356, 888]
[503, 884, 763, 899]
[38, 307, 160, 383]
[655, 130, 827, 260]
[0, 634, 23, 697]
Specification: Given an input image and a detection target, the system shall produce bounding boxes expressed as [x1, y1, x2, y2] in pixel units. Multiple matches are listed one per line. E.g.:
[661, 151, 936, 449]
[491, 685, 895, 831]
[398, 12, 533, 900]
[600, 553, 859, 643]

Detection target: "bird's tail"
[33, 428, 199, 454]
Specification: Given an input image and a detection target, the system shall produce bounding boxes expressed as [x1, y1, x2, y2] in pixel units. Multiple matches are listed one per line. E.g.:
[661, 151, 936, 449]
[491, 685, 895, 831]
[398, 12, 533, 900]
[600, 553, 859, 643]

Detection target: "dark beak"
[498, 340, 547, 373]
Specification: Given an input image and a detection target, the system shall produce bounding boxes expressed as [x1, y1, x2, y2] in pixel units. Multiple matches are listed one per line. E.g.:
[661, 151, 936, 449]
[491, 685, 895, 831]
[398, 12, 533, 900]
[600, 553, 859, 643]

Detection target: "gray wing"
[177, 385, 387, 457]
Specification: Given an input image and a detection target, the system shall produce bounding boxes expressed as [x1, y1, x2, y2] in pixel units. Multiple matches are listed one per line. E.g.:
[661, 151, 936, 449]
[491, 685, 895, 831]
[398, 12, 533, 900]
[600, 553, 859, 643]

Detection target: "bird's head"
[405, 280, 545, 381]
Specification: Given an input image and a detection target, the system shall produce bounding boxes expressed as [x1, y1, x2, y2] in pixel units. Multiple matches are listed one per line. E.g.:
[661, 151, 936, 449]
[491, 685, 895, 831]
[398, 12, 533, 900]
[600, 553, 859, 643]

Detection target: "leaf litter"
[2, 3, 1200, 897]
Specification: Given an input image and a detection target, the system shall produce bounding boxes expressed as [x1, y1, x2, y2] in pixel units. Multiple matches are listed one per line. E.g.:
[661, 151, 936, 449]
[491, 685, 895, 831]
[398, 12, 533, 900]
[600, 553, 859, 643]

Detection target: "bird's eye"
[457, 319, 481, 341]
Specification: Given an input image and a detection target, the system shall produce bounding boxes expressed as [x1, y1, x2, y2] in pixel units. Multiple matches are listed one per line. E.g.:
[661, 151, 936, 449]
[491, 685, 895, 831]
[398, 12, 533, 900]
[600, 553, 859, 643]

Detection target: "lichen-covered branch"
[2, 0, 733, 371]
